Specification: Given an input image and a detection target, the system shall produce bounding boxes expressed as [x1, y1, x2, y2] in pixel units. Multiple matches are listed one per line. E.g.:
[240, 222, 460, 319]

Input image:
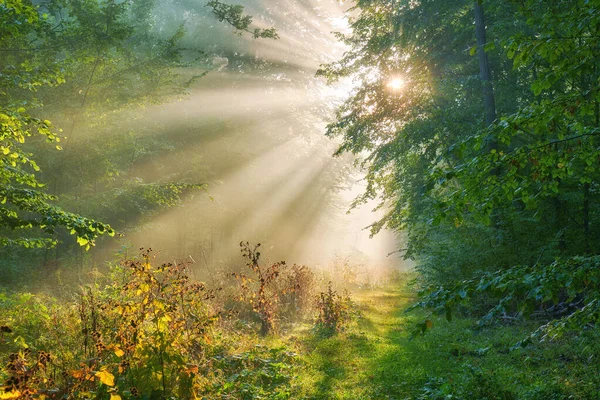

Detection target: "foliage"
[409, 255, 600, 347]
[0, 0, 278, 254]
[0, 251, 299, 399]
[0, 110, 115, 246]
[323, 0, 600, 348]
[317, 4, 600, 397]
[207, 0, 279, 39]
[232, 242, 313, 335]
[0, 0, 117, 249]
[416, 367, 516, 400]
[210, 345, 296, 399]
[295, 286, 600, 400]
[314, 282, 353, 334]
[278, 263, 316, 322]
[1, 272, 599, 399]
[0, 250, 218, 398]
[431, 0, 600, 237]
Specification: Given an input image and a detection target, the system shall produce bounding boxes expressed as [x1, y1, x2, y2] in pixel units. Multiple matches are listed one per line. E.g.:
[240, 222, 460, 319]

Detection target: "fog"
[0, 0, 411, 283]
[86, 0, 407, 274]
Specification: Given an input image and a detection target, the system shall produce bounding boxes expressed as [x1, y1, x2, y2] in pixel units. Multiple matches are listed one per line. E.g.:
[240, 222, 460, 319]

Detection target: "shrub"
[75, 249, 221, 398]
[409, 255, 600, 346]
[232, 242, 314, 335]
[0, 250, 302, 398]
[314, 282, 353, 334]
[278, 263, 316, 322]
[330, 256, 360, 287]
[231, 242, 286, 335]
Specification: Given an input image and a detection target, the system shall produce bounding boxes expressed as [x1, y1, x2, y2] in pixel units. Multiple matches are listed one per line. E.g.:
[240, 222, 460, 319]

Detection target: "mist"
[0, 0, 408, 283]
[94, 0, 405, 274]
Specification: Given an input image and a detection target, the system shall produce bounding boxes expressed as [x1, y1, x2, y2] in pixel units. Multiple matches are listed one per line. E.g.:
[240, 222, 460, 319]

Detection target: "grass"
[284, 283, 600, 399]
[1, 270, 598, 399]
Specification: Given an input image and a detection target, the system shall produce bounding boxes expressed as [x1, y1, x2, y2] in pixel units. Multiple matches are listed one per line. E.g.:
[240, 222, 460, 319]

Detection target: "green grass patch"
[287, 285, 600, 399]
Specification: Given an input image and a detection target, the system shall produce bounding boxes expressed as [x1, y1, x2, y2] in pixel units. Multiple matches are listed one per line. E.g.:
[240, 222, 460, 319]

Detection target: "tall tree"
[474, 1, 497, 128]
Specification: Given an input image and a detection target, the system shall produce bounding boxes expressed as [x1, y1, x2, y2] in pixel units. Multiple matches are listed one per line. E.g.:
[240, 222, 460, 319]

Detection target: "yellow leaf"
[137, 283, 150, 295]
[158, 315, 172, 331]
[71, 369, 85, 379]
[95, 369, 115, 386]
[0, 390, 21, 399]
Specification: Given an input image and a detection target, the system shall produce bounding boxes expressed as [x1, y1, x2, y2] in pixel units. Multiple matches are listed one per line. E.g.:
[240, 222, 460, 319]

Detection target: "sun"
[387, 77, 405, 91]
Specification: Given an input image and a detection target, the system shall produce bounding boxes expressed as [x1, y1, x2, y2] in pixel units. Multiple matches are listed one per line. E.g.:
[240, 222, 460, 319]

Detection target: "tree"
[433, 0, 600, 257]
[318, 0, 527, 270]
[0, 0, 115, 249]
[323, 0, 600, 339]
[0, 0, 278, 251]
[474, 1, 497, 128]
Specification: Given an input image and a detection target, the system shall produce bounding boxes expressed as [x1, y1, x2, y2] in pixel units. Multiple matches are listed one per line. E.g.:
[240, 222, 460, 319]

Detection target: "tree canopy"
[321, 0, 600, 338]
[0, 0, 275, 250]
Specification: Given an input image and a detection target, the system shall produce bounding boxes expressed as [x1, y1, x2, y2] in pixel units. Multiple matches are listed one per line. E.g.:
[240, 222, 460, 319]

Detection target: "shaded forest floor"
[287, 285, 600, 399]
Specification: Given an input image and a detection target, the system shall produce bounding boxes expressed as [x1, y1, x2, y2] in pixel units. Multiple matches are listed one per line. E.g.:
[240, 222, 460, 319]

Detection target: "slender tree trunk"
[474, 1, 497, 131]
[583, 183, 590, 253]
[474, 2, 501, 228]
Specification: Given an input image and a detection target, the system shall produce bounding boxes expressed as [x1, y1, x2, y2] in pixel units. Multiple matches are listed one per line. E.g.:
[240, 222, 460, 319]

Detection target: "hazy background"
[101, 0, 406, 272]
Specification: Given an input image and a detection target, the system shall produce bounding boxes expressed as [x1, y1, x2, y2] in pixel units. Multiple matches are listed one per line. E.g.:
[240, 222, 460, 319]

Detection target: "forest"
[1, 0, 599, 398]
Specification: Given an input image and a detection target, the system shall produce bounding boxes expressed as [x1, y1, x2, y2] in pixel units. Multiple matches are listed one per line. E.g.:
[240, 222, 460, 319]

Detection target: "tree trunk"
[475, 1, 500, 228]
[474, 1, 497, 131]
[583, 183, 590, 253]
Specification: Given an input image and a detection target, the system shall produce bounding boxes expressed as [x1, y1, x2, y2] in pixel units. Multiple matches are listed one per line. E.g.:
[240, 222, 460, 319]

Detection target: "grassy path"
[292, 286, 442, 399]
[287, 285, 600, 400]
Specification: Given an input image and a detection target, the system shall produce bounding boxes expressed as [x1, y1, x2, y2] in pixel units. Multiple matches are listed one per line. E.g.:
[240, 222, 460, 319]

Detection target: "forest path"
[293, 285, 443, 399]
[290, 283, 569, 399]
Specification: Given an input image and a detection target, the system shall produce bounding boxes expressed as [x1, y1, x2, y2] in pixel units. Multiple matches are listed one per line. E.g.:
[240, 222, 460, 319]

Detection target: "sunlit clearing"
[388, 77, 405, 91]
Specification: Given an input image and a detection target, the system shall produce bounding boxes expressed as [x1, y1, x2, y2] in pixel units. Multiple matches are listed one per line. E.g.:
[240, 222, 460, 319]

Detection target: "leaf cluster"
[409, 255, 600, 347]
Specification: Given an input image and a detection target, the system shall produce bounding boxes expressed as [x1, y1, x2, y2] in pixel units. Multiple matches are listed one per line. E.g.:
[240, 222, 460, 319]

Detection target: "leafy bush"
[232, 242, 314, 335]
[314, 283, 353, 334]
[0, 250, 298, 399]
[277, 263, 316, 324]
[409, 256, 600, 346]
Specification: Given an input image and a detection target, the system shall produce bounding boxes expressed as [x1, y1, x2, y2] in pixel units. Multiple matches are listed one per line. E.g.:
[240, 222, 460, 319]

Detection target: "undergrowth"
[293, 285, 600, 400]
[3, 252, 595, 399]
[0, 245, 363, 399]
[0, 247, 315, 399]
